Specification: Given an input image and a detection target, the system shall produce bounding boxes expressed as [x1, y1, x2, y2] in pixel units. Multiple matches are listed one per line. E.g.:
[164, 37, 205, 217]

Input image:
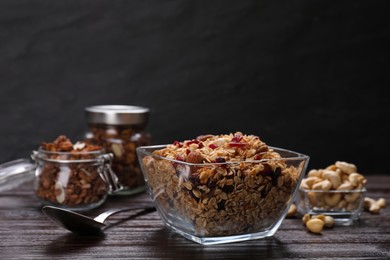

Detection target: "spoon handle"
[94, 205, 155, 223]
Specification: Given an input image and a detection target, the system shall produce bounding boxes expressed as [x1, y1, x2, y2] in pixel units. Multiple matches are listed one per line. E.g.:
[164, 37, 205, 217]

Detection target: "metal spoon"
[42, 205, 155, 235]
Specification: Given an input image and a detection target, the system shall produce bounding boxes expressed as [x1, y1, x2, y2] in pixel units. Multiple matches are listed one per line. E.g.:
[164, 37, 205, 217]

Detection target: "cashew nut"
[305, 176, 322, 188]
[348, 173, 365, 187]
[337, 181, 353, 190]
[302, 213, 311, 225]
[344, 192, 361, 202]
[325, 164, 337, 171]
[311, 214, 335, 228]
[377, 198, 386, 208]
[323, 215, 335, 228]
[312, 180, 332, 191]
[324, 193, 341, 206]
[364, 197, 386, 214]
[337, 199, 347, 209]
[308, 191, 324, 207]
[308, 169, 322, 178]
[311, 214, 326, 221]
[308, 191, 316, 205]
[286, 203, 297, 218]
[300, 179, 310, 190]
[306, 218, 324, 233]
[302, 214, 335, 233]
[346, 202, 358, 211]
[341, 173, 349, 182]
[335, 161, 357, 174]
[322, 170, 341, 189]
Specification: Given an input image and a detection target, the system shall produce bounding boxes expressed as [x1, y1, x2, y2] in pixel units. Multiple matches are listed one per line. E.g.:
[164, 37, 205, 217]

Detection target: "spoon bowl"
[42, 205, 155, 235]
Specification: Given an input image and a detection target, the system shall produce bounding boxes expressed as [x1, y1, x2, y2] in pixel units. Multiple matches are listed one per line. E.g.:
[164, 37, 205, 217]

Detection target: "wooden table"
[1, 176, 389, 259]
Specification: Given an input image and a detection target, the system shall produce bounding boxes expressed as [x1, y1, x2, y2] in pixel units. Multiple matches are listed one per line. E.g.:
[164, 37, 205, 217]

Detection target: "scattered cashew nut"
[302, 214, 335, 233]
[286, 203, 297, 218]
[311, 214, 335, 228]
[302, 213, 311, 225]
[323, 215, 335, 228]
[364, 197, 387, 214]
[306, 218, 324, 234]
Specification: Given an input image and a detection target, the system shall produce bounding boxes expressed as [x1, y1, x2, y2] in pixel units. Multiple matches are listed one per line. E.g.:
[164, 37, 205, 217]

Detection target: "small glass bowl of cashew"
[297, 161, 367, 226]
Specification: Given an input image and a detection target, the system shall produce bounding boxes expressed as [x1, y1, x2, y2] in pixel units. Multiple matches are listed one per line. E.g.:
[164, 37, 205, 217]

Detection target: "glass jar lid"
[85, 105, 149, 126]
[0, 159, 35, 192]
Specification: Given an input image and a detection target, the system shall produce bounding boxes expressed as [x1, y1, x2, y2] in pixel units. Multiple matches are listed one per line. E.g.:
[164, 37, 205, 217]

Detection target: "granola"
[85, 125, 150, 192]
[34, 136, 108, 208]
[141, 132, 302, 236]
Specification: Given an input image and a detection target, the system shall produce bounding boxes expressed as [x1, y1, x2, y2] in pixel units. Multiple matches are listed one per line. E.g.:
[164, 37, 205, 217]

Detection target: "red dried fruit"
[186, 139, 199, 145]
[253, 154, 262, 160]
[231, 133, 243, 143]
[228, 142, 247, 148]
[175, 155, 185, 161]
[209, 144, 218, 150]
[229, 133, 247, 148]
[213, 157, 226, 163]
[173, 141, 183, 147]
[185, 139, 204, 149]
[185, 139, 196, 145]
[260, 163, 273, 175]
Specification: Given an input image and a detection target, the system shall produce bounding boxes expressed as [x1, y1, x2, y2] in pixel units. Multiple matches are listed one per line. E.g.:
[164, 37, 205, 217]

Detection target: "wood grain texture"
[0, 176, 389, 259]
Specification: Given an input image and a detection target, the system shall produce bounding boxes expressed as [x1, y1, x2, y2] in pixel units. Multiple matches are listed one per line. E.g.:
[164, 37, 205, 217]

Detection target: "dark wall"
[0, 1, 389, 174]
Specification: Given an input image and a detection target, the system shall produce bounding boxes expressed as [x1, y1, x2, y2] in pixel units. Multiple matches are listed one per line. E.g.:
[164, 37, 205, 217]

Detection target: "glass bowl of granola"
[137, 132, 309, 245]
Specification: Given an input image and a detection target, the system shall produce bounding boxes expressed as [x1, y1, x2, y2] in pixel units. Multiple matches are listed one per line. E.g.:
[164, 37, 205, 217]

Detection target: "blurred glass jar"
[84, 105, 151, 195]
[32, 149, 121, 210]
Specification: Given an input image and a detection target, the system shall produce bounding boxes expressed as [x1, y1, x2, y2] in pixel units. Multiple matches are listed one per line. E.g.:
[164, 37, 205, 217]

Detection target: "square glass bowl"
[137, 145, 309, 245]
[297, 188, 366, 225]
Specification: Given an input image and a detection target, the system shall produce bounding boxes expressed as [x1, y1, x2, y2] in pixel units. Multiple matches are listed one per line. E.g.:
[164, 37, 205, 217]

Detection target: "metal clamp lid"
[85, 105, 149, 126]
[100, 153, 124, 193]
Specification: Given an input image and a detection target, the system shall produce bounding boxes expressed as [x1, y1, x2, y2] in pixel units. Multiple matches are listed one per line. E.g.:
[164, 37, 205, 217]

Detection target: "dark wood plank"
[0, 176, 389, 259]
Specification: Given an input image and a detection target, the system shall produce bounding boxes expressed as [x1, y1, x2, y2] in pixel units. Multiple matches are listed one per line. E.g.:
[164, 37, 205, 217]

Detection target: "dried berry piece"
[173, 141, 183, 147]
[208, 144, 218, 150]
[228, 133, 249, 148]
[213, 157, 226, 163]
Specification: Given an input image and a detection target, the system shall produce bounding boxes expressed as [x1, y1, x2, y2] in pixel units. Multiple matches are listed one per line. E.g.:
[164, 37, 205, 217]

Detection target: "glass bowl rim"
[37, 147, 105, 155]
[137, 144, 309, 166]
[32, 148, 107, 164]
[299, 187, 367, 193]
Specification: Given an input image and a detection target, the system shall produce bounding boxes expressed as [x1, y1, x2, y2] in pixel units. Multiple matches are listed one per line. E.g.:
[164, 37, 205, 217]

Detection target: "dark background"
[0, 1, 389, 174]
